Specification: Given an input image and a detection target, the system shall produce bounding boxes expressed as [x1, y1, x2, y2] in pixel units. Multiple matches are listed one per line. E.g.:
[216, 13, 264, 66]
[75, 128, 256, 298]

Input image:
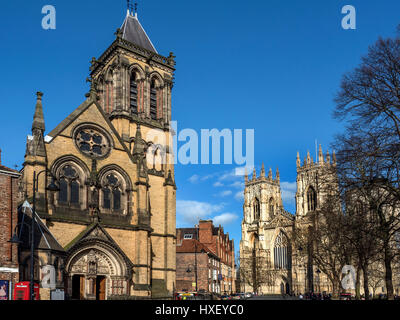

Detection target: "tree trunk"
[384, 246, 394, 300]
[355, 264, 361, 300]
[332, 276, 341, 299]
[362, 265, 370, 300]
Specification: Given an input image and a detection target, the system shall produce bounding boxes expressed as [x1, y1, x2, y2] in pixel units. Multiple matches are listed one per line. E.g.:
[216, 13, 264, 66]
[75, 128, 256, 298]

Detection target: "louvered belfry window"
[150, 79, 157, 120]
[130, 73, 138, 115]
[307, 187, 317, 212]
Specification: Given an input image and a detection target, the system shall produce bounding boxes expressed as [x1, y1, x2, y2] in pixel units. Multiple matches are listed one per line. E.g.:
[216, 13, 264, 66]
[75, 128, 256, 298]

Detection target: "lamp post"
[10, 170, 59, 300]
[186, 264, 198, 292]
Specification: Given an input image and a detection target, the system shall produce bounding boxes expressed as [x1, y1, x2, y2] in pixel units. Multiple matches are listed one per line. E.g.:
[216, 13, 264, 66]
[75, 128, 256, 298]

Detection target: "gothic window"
[101, 173, 122, 212]
[130, 72, 138, 115]
[269, 198, 275, 216]
[307, 186, 317, 212]
[355, 201, 364, 215]
[274, 232, 291, 270]
[105, 70, 115, 114]
[150, 79, 158, 120]
[253, 198, 260, 221]
[58, 165, 80, 206]
[74, 126, 111, 159]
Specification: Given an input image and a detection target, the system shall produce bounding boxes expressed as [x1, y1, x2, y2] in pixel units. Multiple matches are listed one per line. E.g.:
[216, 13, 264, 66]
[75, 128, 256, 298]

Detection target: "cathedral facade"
[239, 147, 336, 295]
[20, 9, 176, 299]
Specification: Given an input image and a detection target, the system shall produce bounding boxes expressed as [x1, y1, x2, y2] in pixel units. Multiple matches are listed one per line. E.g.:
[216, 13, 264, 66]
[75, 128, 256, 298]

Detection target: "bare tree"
[333, 27, 400, 300]
[239, 247, 276, 295]
[368, 263, 385, 298]
[293, 195, 350, 299]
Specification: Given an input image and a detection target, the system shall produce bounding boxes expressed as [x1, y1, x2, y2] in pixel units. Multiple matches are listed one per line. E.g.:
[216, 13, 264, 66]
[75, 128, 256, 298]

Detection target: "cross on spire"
[127, 0, 138, 16]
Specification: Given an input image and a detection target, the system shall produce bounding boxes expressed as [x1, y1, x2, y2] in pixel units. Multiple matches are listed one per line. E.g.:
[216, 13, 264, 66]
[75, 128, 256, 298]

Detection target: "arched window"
[130, 72, 138, 115]
[269, 198, 274, 216]
[101, 173, 122, 212]
[253, 198, 260, 221]
[274, 232, 291, 270]
[150, 79, 157, 120]
[105, 70, 114, 114]
[355, 201, 364, 215]
[58, 165, 80, 206]
[307, 187, 317, 212]
[252, 233, 259, 249]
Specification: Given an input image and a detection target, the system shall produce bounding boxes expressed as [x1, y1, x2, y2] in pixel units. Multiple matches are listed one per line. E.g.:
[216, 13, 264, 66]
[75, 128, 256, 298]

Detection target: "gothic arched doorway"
[65, 238, 132, 300]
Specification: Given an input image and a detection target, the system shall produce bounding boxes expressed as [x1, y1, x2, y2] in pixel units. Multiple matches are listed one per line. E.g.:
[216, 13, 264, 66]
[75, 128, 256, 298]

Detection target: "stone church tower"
[240, 164, 295, 294]
[240, 147, 337, 295]
[21, 8, 176, 299]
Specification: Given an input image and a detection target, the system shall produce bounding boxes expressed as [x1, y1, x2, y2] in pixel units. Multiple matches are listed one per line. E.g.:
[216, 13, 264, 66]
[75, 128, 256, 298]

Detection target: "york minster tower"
[240, 146, 337, 295]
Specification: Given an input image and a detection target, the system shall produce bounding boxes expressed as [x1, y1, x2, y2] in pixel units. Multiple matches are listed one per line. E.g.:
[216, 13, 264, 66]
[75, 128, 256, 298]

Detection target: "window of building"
[184, 234, 193, 239]
[253, 198, 260, 221]
[274, 232, 291, 270]
[307, 187, 317, 212]
[130, 72, 138, 115]
[58, 165, 80, 206]
[150, 79, 157, 120]
[269, 198, 274, 216]
[101, 173, 122, 212]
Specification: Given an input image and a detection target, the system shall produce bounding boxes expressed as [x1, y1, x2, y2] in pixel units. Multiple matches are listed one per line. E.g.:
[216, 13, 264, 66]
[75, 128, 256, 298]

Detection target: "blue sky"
[1, 0, 400, 254]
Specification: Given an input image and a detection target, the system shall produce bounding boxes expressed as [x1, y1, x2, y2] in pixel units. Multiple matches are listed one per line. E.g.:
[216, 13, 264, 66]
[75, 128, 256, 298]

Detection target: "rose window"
[74, 127, 111, 158]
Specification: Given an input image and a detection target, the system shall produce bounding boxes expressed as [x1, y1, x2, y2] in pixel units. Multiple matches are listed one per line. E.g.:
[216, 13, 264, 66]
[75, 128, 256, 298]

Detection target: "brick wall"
[0, 167, 20, 293]
[176, 252, 209, 292]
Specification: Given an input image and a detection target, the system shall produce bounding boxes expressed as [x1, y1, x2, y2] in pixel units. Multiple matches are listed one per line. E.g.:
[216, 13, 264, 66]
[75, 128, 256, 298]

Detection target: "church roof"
[121, 12, 157, 53]
[18, 201, 65, 253]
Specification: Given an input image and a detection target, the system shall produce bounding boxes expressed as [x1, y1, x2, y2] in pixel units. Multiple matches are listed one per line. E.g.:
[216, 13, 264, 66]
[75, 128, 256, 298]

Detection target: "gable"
[44, 99, 136, 173]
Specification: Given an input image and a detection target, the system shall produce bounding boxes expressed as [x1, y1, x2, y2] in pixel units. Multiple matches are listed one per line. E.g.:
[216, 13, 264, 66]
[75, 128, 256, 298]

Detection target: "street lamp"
[186, 264, 198, 292]
[10, 170, 59, 300]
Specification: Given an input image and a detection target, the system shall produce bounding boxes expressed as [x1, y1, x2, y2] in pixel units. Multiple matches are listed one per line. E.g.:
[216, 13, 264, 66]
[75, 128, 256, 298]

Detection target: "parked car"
[220, 294, 231, 300]
[230, 293, 243, 300]
[339, 293, 352, 300]
[245, 292, 253, 298]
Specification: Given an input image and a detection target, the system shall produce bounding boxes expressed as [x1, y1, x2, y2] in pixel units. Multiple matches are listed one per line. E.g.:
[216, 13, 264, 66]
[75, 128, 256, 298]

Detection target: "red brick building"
[176, 220, 236, 295]
[0, 151, 21, 300]
[175, 239, 220, 294]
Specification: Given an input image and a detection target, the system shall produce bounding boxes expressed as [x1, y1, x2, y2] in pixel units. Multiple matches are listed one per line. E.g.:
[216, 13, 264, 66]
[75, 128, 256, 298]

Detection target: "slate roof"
[176, 239, 218, 258]
[18, 201, 65, 253]
[0, 164, 19, 175]
[121, 13, 157, 53]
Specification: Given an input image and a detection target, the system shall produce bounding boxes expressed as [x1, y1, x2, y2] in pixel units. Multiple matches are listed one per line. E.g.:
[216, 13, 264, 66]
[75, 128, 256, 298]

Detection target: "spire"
[276, 167, 280, 183]
[120, 5, 157, 53]
[26, 92, 46, 157]
[326, 150, 331, 164]
[296, 152, 301, 168]
[318, 144, 324, 164]
[260, 162, 265, 178]
[307, 151, 311, 165]
[32, 92, 45, 132]
[268, 168, 272, 180]
[332, 150, 337, 165]
[252, 167, 257, 181]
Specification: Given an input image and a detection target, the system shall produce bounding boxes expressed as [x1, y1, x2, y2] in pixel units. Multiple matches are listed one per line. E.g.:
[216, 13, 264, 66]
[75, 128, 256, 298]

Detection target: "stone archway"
[65, 240, 131, 300]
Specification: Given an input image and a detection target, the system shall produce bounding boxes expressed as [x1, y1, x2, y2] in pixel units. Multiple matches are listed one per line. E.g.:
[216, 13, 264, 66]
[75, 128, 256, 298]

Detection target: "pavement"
[248, 295, 300, 300]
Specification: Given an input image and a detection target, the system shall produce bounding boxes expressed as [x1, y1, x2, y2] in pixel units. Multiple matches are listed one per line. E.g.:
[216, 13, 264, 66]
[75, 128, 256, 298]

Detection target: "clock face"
[74, 125, 112, 159]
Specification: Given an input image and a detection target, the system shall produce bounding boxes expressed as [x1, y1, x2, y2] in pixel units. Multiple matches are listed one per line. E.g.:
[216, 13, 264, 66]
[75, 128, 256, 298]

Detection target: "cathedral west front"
[239, 147, 337, 295]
